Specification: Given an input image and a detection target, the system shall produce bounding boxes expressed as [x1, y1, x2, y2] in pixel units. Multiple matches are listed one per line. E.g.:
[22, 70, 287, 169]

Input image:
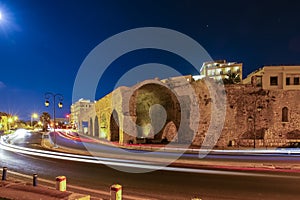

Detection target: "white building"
[70, 98, 94, 132]
[200, 60, 243, 81]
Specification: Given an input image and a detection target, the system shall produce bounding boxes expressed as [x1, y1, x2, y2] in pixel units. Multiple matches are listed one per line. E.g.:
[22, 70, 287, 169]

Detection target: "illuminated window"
[270, 76, 278, 86]
[207, 70, 213, 76]
[282, 107, 288, 122]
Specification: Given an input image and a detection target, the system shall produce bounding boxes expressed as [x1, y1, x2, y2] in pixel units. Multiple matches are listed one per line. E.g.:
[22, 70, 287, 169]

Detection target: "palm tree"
[40, 112, 51, 132]
[223, 72, 241, 84]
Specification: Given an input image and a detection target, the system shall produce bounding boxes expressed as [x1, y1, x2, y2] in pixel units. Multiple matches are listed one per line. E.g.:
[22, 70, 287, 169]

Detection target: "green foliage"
[40, 112, 51, 122]
[223, 72, 241, 84]
[40, 112, 51, 131]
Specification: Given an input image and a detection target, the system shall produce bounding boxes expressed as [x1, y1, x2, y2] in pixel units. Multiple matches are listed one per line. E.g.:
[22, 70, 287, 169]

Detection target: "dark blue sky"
[1, 0, 300, 120]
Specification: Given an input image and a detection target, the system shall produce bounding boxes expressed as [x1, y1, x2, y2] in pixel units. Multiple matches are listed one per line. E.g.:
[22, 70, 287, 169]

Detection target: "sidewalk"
[1, 131, 300, 200]
[0, 178, 92, 200]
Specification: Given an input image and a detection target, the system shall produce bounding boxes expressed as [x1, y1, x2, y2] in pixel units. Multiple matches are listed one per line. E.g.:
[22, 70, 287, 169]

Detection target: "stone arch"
[130, 83, 181, 142]
[100, 113, 108, 139]
[110, 110, 120, 142]
[162, 121, 178, 142]
[94, 115, 99, 137]
[89, 118, 93, 136]
[282, 107, 288, 122]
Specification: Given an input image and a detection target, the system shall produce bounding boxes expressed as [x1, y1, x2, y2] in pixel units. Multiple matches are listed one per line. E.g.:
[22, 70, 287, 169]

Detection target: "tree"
[40, 112, 51, 132]
[223, 72, 241, 84]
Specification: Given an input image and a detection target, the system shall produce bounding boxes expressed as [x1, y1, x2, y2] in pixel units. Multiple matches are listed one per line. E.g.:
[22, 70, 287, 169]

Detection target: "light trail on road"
[1, 135, 299, 178]
[2, 131, 300, 200]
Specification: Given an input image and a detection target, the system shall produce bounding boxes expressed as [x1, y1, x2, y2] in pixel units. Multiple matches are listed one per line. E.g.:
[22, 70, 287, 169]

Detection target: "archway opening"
[110, 110, 120, 142]
[89, 118, 93, 136]
[162, 121, 178, 143]
[94, 116, 99, 137]
[130, 83, 181, 143]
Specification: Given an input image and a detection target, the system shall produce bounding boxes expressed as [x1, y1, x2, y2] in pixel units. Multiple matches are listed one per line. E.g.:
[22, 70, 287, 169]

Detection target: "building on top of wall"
[200, 60, 243, 82]
[243, 65, 300, 90]
[70, 98, 95, 131]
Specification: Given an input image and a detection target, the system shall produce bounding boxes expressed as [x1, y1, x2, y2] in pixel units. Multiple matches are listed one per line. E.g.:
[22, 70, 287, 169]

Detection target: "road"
[1, 130, 300, 199]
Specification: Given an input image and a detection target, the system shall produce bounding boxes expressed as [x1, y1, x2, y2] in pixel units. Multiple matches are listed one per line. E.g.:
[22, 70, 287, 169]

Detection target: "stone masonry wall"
[191, 80, 300, 148]
[92, 77, 300, 148]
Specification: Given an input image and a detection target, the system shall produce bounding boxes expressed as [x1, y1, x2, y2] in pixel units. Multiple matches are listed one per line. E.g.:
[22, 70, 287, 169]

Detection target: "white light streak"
[1, 136, 298, 178]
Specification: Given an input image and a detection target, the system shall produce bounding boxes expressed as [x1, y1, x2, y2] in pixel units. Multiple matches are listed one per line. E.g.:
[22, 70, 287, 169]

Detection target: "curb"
[0, 179, 91, 200]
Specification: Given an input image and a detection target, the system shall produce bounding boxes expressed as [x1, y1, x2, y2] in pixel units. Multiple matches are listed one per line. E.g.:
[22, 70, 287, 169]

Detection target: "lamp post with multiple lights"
[44, 92, 63, 147]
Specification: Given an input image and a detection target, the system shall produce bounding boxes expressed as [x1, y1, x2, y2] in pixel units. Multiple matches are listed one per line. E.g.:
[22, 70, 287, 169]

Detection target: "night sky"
[1, 0, 300, 120]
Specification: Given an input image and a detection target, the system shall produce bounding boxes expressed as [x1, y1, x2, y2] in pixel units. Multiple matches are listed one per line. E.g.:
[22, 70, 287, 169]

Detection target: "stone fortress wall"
[197, 82, 300, 148]
[83, 76, 300, 148]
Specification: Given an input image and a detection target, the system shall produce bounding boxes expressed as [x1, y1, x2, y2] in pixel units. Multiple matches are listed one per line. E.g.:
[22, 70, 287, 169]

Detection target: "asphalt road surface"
[1, 131, 300, 200]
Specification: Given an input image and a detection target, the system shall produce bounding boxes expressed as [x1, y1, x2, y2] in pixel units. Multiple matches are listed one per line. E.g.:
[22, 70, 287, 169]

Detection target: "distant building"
[55, 118, 69, 125]
[0, 112, 16, 131]
[243, 66, 300, 90]
[200, 60, 243, 81]
[0, 114, 8, 131]
[70, 98, 94, 130]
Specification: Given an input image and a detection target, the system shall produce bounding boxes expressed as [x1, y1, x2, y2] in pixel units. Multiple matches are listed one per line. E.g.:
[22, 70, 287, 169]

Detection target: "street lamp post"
[248, 105, 263, 149]
[66, 114, 70, 124]
[31, 113, 38, 128]
[44, 92, 63, 147]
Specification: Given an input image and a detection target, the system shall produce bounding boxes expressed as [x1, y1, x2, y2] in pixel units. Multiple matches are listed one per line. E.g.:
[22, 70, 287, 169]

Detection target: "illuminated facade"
[200, 60, 243, 81]
[243, 66, 300, 90]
